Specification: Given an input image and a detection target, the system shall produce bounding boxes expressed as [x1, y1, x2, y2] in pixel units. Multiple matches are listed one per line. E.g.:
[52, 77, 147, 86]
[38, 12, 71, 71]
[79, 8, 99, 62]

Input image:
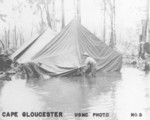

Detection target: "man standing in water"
[82, 52, 97, 77]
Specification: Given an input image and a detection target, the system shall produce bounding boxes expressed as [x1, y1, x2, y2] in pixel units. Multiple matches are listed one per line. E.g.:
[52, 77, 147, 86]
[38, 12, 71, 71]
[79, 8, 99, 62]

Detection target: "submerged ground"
[0, 66, 150, 120]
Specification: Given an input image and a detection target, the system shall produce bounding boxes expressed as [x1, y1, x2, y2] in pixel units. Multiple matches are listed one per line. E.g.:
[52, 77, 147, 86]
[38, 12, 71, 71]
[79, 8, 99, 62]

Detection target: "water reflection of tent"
[25, 73, 122, 115]
[12, 20, 122, 76]
[27, 77, 87, 114]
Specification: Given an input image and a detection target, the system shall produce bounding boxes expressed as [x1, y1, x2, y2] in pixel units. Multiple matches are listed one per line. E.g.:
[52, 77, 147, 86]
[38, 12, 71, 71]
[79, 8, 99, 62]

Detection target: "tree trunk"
[142, 0, 150, 43]
[109, 0, 116, 48]
[52, 0, 56, 31]
[14, 25, 18, 48]
[76, 0, 81, 23]
[7, 25, 10, 49]
[146, 0, 150, 42]
[45, 3, 52, 29]
[5, 29, 7, 49]
[113, 0, 116, 45]
[61, 0, 65, 28]
[20, 33, 24, 47]
[110, 18, 114, 47]
[103, 0, 106, 42]
[39, 5, 46, 33]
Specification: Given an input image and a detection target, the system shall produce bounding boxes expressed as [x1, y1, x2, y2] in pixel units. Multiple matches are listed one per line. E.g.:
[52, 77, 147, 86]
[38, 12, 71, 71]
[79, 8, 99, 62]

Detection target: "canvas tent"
[11, 28, 56, 62]
[12, 20, 122, 76]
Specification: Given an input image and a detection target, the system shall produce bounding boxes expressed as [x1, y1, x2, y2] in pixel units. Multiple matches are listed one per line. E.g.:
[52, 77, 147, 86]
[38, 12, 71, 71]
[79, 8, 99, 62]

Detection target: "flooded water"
[0, 66, 150, 120]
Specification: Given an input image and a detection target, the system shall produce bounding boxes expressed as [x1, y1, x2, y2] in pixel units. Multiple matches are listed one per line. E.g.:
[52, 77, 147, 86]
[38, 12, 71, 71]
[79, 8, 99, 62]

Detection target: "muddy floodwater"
[0, 66, 150, 120]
